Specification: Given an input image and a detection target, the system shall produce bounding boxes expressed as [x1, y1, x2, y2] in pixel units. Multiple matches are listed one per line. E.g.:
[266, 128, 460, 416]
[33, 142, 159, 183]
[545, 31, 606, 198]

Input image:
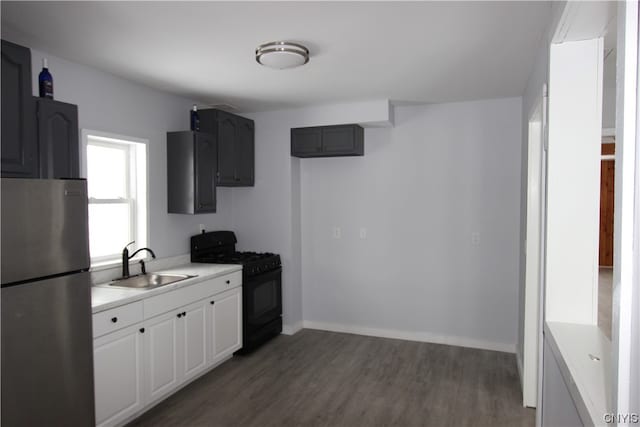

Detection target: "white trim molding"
[282, 322, 303, 336]
[612, 0, 639, 417]
[302, 321, 516, 354]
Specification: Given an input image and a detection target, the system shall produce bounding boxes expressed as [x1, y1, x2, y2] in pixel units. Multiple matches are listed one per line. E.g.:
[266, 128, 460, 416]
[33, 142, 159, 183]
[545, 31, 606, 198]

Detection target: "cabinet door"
[1, 40, 37, 178]
[37, 98, 79, 178]
[181, 300, 208, 382]
[291, 127, 322, 157]
[94, 325, 144, 427]
[321, 125, 357, 153]
[144, 311, 181, 405]
[216, 112, 237, 185]
[235, 117, 254, 186]
[194, 132, 217, 213]
[208, 287, 242, 365]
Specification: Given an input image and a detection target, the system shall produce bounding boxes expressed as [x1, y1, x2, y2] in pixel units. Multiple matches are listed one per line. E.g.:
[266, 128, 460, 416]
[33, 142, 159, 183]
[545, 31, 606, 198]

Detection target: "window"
[82, 131, 148, 265]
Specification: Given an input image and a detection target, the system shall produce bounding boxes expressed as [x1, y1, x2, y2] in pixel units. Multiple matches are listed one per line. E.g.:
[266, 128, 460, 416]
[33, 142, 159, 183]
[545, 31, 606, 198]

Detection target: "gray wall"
[28, 48, 233, 258]
[300, 99, 522, 351]
[240, 98, 522, 350]
[602, 43, 617, 130]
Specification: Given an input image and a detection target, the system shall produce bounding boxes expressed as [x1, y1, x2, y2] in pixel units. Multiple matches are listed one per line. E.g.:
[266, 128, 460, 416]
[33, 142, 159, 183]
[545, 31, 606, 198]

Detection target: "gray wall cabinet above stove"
[291, 124, 364, 158]
[167, 131, 217, 214]
[199, 109, 254, 187]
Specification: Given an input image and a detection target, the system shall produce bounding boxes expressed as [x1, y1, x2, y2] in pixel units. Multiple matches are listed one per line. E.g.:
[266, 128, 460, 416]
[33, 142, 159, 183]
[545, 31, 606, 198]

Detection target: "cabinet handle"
[210, 301, 215, 305]
[182, 311, 186, 316]
[111, 317, 118, 323]
[226, 280, 230, 284]
[177, 313, 182, 318]
[139, 328, 145, 333]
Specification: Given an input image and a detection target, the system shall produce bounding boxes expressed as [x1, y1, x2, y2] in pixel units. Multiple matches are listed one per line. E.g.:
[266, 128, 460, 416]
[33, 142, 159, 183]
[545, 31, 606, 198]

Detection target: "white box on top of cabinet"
[92, 266, 242, 427]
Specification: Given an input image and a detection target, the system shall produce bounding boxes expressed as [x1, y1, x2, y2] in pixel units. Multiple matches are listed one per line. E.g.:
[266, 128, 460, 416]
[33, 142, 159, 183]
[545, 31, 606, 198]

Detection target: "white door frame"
[612, 0, 639, 418]
[523, 94, 544, 408]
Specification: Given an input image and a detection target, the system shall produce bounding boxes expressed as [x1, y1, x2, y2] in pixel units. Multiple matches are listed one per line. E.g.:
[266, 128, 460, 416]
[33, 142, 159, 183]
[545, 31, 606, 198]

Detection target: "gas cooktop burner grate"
[191, 231, 281, 277]
[198, 251, 277, 263]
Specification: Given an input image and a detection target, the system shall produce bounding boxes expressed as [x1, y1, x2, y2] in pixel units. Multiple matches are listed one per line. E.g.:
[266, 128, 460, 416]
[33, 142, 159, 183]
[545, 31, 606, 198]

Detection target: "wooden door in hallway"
[599, 141, 615, 266]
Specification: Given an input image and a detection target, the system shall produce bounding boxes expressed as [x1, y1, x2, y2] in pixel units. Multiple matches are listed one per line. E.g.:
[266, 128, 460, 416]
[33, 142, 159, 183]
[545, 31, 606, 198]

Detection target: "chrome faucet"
[122, 241, 156, 279]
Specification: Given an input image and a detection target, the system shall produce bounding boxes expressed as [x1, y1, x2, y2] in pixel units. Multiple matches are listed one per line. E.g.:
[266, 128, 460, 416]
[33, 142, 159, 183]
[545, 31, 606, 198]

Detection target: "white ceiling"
[1, 1, 551, 113]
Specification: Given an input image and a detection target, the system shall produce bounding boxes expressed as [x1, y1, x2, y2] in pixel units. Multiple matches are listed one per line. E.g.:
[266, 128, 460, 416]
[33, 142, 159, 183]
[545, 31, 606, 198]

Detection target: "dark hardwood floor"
[129, 329, 534, 427]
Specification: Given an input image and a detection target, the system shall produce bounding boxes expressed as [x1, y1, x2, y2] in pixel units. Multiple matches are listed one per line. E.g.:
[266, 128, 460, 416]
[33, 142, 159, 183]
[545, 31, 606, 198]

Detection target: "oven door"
[244, 267, 282, 328]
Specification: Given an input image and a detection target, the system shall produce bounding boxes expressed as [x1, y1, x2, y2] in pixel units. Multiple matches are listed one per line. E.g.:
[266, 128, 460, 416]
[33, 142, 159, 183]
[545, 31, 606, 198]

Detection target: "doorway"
[598, 136, 615, 338]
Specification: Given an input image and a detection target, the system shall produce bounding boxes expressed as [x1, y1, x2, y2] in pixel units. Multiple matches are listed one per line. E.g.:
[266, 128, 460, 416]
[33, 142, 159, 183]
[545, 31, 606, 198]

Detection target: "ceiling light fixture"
[255, 41, 309, 69]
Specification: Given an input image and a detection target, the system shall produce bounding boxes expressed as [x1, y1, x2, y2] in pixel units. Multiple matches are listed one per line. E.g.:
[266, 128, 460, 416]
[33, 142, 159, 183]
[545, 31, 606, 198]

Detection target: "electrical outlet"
[359, 227, 367, 239]
[332, 227, 341, 239]
[199, 224, 205, 234]
[471, 232, 480, 246]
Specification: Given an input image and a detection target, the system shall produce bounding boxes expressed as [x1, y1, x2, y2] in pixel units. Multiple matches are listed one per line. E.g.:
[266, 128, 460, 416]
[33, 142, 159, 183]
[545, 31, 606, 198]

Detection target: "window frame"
[81, 129, 149, 267]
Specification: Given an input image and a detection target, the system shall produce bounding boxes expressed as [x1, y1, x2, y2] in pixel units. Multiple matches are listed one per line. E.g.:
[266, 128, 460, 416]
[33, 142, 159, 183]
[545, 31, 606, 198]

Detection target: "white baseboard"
[302, 320, 516, 353]
[282, 321, 303, 335]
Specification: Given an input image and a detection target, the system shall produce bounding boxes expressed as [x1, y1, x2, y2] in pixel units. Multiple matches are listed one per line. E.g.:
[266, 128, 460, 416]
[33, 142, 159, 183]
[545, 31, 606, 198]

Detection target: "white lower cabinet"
[93, 273, 242, 427]
[181, 300, 208, 382]
[94, 324, 144, 427]
[144, 299, 209, 405]
[209, 287, 243, 365]
[144, 310, 181, 406]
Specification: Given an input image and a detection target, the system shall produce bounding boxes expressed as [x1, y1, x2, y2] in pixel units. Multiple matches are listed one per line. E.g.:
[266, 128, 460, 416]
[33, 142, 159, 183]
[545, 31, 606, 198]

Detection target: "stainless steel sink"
[108, 273, 195, 289]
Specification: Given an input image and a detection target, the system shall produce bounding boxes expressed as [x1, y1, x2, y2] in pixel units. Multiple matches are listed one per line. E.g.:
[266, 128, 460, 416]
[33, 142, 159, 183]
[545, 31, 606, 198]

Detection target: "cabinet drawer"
[144, 271, 242, 319]
[93, 301, 143, 338]
[222, 270, 242, 289]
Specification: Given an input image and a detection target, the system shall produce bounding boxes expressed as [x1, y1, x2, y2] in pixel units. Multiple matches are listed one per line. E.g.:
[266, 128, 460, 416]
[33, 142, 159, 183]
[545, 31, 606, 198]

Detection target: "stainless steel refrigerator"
[1, 178, 95, 426]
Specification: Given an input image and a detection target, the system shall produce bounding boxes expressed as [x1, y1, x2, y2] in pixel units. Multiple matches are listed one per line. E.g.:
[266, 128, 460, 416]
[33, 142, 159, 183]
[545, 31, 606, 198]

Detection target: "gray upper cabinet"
[216, 112, 237, 185]
[199, 109, 254, 187]
[290, 128, 322, 156]
[1, 40, 80, 179]
[167, 131, 217, 214]
[235, 116, 255, 185]
[291, 124, 364, 158]
[1, 40, 37, 178]
[36, 98, 79, 179]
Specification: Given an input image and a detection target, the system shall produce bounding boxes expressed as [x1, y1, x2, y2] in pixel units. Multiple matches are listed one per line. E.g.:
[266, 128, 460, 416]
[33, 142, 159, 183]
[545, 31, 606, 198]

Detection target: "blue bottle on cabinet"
[38, 58, 54, 99]
[190, 105, 200, 131]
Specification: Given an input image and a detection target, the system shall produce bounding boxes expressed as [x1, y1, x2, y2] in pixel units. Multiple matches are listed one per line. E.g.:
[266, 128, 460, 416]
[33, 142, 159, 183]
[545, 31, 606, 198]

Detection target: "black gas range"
[191, 231, 282, 353]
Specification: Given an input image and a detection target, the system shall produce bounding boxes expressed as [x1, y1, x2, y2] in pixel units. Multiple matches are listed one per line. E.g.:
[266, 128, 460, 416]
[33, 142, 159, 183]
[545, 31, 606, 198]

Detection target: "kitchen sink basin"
[108, 273, 195, 289]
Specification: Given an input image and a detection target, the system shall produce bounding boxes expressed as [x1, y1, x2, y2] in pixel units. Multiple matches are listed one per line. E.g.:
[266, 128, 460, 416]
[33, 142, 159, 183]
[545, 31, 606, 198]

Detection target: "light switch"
[471, 232, 480, 246]
[359, 227, 367, 239]
[333, 227, 341, 239]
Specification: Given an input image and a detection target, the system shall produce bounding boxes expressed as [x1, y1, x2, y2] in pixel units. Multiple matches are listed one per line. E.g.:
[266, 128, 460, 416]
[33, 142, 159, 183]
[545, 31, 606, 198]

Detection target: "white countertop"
[545, 321, 612, 427]
[91, 263, 242, 314]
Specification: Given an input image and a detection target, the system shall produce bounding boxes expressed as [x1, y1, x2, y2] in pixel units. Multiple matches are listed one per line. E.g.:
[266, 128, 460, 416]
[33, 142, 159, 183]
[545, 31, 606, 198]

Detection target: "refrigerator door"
[1, 178, 90, 285]
[1, 271, 96, 426]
